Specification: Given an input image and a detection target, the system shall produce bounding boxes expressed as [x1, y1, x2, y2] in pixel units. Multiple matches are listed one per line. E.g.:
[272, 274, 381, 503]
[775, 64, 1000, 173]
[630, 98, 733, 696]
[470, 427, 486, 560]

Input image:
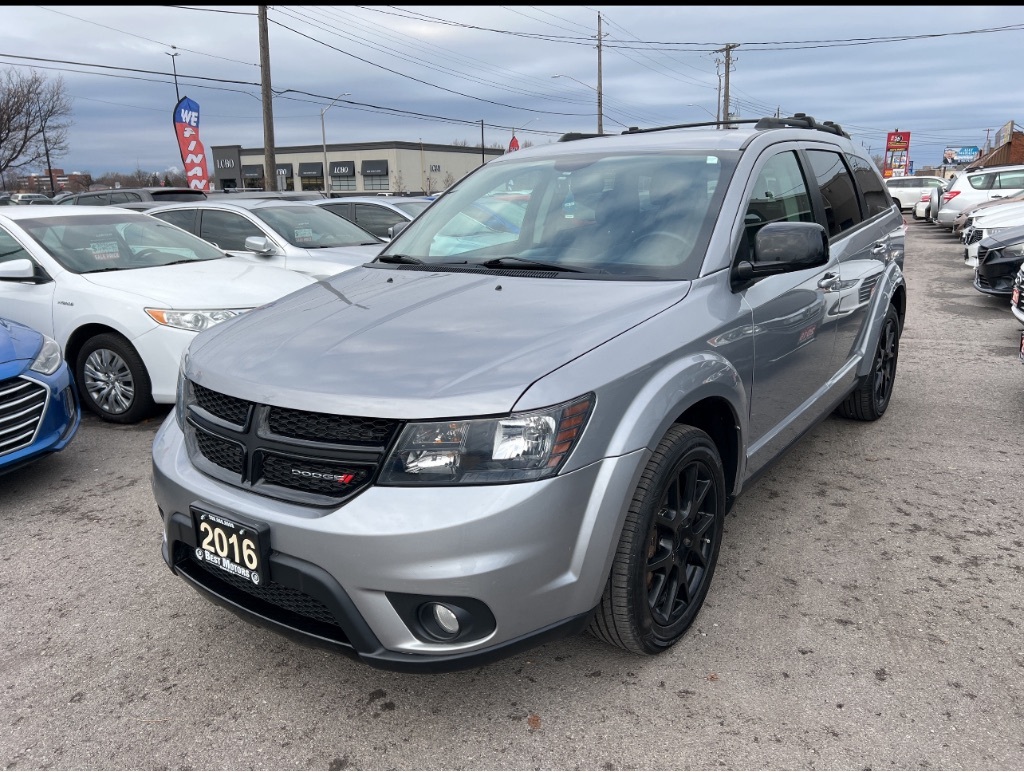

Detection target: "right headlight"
[378, 393, 593, 486]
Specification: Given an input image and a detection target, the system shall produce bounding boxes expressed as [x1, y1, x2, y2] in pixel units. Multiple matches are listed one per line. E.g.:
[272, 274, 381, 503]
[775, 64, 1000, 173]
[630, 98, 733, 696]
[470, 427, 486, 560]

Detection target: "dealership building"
[210, 140, 505, 196]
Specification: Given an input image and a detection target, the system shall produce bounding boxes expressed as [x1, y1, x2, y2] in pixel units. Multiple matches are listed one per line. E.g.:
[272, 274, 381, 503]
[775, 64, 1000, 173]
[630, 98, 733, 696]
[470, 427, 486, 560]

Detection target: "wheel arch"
[675, 396, 741, 510]
[65, 323, 128, 367]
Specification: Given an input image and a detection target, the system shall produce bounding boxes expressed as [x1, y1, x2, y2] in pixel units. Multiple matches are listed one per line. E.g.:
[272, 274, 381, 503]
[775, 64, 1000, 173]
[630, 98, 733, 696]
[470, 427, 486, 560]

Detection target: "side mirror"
[733, 222, 828, 286]
[390, 221, 409, 238]
[243, 235, 277, 255]
[0, 258, 44, 283]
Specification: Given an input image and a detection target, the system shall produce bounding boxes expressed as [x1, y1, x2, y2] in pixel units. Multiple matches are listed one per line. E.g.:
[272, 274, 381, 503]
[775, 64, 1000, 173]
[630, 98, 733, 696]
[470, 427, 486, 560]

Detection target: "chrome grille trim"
[0, 376, 48, 457]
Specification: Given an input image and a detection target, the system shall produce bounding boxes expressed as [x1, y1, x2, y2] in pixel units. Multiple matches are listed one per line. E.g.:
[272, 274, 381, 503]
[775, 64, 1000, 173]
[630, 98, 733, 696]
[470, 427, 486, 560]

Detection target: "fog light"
[431, 603, 460, 636]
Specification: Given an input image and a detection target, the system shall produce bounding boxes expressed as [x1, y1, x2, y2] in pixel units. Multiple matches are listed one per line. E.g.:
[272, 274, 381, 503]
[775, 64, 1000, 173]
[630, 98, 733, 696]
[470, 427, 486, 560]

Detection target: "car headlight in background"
[145, 308, 249, 332]
[29, 336, 63, 375]
[378, 394, 594, 485]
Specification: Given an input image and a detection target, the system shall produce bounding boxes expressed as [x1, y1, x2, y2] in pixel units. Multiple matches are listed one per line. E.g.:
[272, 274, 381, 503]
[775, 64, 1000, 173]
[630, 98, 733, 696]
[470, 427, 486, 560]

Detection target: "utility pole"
[717, 43, 739, 128]
[596, 12, 604, 135]
[480, 120, 485, 165]
[258, 6, 277, 191]
[166, 50, 180, 102]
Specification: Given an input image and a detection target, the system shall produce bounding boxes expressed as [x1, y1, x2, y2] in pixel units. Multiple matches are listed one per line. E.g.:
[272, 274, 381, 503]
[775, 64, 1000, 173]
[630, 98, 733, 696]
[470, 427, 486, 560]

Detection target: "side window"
[0, 227, 34, 266]
[108, 192, 131, 205]
[846, 153, 891, 218]
[353, 204, 404, 239]
[740, 151, 814, 260]
[806, 150, 862, 236]
[83, 193, 109, 205]
[968, 173, 995, 191]
[995, 171, 1024, 190]
[198, 210, 263, 251]
[151, 209, 197, 233]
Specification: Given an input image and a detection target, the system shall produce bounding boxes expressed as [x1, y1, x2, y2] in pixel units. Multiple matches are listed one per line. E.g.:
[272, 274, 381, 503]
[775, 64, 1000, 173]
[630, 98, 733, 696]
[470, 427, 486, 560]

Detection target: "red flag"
[508, 134, 520, 153]
[173, 96, 211, 191]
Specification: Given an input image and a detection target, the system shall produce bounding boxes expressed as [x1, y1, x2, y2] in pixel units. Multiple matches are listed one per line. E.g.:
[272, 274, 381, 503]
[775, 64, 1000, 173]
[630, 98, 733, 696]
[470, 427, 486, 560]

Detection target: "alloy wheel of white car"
[76, 333, 155, 424]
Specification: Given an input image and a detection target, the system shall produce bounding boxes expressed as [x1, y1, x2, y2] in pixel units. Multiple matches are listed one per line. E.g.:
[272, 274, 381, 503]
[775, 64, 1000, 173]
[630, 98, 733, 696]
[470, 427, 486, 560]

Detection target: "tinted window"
[806, 150, 861, 237]
[846, 153, 891, 217]
[151, 209, 198, 232]
[740, 151, 814, 260]
[353, 204, 405, 239]
[150, 190, 208, 202]
[198, 210, 264, 251]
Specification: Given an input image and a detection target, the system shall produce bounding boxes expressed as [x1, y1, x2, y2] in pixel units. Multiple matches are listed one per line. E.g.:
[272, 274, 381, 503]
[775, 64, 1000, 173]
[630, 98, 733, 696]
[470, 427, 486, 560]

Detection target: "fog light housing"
[388, 592, 496, 644]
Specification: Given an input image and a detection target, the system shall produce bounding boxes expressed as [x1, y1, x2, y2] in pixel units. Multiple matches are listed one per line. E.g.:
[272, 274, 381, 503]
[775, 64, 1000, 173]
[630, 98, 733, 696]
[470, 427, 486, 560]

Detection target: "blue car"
[0, 317, 80, 474]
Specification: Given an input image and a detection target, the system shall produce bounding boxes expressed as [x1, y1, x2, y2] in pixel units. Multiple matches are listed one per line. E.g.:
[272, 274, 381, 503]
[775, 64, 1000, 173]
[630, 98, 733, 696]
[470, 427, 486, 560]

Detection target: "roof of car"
[148, 198, 322, 212]
[0, 205, 151, 221]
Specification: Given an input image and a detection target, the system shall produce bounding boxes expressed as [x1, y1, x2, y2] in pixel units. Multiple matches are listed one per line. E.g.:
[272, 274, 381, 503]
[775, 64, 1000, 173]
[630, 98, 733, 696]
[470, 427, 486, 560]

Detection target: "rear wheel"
[589, 425, 726, 655]
[75, 332, 155, 424]
[836, 303, 901, 421]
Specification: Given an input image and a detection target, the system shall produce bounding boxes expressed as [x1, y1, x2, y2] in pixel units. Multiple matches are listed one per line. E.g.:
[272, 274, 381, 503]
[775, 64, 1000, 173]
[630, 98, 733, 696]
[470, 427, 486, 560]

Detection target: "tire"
[836, 303, 901, 421]
[75, 332, 155, 424]
[589, 425, 726, 655]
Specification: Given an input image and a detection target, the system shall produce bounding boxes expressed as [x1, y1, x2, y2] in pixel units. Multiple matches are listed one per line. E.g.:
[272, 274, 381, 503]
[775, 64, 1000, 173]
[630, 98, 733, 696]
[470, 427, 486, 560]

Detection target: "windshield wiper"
[479, 256, 584, 273]
[375, 254, 425, 265]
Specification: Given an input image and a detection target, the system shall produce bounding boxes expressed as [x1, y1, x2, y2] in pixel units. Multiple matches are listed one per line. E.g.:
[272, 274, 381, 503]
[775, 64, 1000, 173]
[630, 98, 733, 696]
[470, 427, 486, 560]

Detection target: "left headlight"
[29, 336, 63, 375]
[145, 308, 248, 332]
[378, 393, 594, 486]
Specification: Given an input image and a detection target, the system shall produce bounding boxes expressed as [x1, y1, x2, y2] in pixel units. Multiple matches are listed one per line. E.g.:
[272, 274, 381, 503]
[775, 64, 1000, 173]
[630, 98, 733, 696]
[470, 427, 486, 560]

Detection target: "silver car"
[147, 198, 384, 279]
[152, 114, 907, 671]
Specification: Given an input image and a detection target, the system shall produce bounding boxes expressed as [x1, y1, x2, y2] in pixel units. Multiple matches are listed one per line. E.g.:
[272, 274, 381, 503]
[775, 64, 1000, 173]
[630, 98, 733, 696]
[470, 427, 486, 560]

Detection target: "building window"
[364, 176, 390, 192]
[300, 176, 324, 191]
[330, 177, 356, 192]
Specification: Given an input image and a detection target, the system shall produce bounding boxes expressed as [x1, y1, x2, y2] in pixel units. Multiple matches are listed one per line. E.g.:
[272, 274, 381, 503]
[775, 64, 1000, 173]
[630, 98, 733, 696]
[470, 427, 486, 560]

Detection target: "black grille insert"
[261, 454, 372, 497]
[195, 430, 245, 475]
[267, 407, 398, 445]
[192, 381, 251, 426]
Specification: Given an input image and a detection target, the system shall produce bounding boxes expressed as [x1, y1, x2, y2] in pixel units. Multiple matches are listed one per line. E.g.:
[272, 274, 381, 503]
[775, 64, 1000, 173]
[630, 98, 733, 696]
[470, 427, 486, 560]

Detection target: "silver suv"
[152, 114, 907, 671]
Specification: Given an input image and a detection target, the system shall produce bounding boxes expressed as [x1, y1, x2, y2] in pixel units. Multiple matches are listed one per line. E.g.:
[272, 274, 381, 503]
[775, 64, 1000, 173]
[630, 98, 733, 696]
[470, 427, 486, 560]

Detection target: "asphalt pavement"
[2, 217, 1023, 770]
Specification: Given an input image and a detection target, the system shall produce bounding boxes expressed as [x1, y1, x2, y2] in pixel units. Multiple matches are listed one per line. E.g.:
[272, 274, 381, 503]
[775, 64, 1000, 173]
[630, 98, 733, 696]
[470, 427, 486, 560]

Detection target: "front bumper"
[0, 365, 80, 474]
[151, 414, 647, 671]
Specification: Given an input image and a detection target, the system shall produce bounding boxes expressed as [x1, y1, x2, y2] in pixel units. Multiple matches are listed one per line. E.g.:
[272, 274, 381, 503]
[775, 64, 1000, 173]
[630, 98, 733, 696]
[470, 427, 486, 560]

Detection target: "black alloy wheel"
[836, 303, 901, 421]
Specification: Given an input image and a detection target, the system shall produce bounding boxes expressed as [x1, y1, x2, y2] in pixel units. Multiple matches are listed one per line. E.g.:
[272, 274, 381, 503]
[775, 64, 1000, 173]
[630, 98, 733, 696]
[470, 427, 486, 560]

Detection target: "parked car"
[962, 204, 1024, 266]
[211, 190, 326, 201]
[884, 175, 946, 213]
[0, 316, 80, 474]
[0, 206, 316, 424]
[953, 188, 1024, 236]
[1011, 264, 1024, 326]
[972, 224, 1024, 296]
[313, 195, 435, 240]
[56, 187, 207, 206]
[9, 193, 54, 205]
[152, 113, 906, 672]
[147, 198, 384, 278]
[934, 164, 1024, 229]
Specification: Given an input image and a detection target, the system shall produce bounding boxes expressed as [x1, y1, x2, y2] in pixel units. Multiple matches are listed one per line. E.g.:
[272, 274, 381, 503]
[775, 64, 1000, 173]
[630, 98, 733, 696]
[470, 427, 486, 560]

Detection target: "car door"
[0, 224, 56, 339]
[739, 149, 838, 476]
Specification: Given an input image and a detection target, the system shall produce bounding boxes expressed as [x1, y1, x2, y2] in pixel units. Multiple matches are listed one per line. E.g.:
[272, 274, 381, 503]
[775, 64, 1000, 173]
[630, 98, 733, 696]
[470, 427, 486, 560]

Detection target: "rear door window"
[806, 150, 862, 236]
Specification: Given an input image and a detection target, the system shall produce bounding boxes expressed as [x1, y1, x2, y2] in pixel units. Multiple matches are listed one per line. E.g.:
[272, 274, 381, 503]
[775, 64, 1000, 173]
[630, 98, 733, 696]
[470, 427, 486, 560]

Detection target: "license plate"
[191, 507, 269, 586]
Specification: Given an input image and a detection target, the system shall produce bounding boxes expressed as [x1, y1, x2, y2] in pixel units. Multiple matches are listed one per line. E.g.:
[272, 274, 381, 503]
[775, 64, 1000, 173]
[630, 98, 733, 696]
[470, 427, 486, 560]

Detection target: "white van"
[935, 164, 1024, 229]
[884, 175, 946, 212]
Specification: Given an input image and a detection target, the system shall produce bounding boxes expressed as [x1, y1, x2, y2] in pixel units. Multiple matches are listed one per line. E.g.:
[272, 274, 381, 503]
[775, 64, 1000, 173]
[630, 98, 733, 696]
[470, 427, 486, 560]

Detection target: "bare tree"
[0, 69, 72, 183]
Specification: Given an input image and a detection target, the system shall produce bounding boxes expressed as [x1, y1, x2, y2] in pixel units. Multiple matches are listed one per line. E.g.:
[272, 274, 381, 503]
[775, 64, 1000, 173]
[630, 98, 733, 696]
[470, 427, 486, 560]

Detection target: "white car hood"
[976, 205, 1024, 230]
[79, 256, 315, 307]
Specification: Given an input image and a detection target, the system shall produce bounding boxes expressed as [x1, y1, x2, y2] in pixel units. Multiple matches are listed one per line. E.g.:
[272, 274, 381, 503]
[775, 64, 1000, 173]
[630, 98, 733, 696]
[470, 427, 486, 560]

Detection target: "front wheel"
[836, 303, 901, 421]
[589, 425, 726, 655]
[75, 332, 155, 424]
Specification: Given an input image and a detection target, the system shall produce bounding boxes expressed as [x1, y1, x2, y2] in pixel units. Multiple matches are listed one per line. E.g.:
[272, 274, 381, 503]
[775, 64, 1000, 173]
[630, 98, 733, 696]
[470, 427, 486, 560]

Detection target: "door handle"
[818, 272, 841, 291]
[871, 241, 888, 255]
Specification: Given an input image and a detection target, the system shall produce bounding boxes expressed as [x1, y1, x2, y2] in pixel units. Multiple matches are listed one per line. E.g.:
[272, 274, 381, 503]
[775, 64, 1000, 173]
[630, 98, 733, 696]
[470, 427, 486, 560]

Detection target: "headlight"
[145, 308, 248, 332]
[29, 336, 63, 375]
[175, 348, 189, 431]
[378, 394, 594, 485]
[1003, 242, 1024, 258]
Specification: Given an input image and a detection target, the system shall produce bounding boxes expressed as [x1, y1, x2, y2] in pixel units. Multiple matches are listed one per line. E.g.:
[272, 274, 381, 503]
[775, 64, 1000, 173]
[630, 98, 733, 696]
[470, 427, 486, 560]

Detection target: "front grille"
[174, 543, 349, 644]
[967, 229, 984, 245]
[184, 379, 401, 506]
[0, 377, 47, 457]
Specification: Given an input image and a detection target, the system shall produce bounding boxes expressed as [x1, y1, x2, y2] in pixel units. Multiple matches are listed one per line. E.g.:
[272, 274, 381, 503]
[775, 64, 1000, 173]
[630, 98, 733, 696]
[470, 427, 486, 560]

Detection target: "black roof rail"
[559, 113, 850, 141]
[753, 113, 849, 138]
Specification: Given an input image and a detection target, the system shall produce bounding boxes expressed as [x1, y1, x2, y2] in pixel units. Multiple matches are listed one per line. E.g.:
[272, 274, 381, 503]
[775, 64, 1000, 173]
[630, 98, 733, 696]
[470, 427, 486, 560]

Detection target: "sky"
[1, 5, 1022, 177]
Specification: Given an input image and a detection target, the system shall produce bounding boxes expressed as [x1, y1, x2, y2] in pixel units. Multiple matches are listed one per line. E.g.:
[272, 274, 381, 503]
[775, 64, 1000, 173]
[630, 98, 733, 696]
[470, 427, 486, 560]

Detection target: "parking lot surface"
[2, 219, 1023, 770]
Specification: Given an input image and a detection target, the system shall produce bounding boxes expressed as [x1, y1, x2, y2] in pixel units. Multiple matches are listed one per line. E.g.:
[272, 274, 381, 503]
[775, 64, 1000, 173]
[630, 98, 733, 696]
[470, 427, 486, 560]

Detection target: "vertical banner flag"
[883, 131, 911, 179]
[508, 134, 520, 153]
[173, 97, 211, 191]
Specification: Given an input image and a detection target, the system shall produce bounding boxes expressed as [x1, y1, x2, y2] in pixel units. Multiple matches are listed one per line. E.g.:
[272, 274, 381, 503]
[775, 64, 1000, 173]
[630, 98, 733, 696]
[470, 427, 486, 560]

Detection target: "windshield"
[254, 204, 381, 248]
[19, 212, 227, 273]
[380, 150, 736, 280]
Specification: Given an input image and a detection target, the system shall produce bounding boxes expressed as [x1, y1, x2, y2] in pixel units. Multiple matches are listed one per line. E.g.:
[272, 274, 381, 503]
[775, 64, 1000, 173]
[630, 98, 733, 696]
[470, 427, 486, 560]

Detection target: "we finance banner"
[172, 96, 211, 191]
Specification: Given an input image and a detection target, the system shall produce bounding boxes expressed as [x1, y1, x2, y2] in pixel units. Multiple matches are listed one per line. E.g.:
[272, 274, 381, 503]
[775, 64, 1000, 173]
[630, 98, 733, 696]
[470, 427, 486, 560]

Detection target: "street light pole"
[320, 93, 350, 195]
[166, 51, 180, 102]
[552, 74, 603, 134]
[686, 103, 718, 123]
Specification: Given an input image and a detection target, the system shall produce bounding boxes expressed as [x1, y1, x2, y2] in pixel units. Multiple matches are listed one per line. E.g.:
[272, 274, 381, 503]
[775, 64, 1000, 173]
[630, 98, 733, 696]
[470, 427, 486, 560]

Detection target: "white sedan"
[0, 206, 315, 423]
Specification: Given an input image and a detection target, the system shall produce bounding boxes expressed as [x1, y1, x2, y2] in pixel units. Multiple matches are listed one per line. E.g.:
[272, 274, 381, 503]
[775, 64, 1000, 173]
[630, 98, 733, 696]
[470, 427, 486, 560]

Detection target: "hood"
[0, 317, 41, 364]
[80, 257, 315, 307]
[298, 243, 383, 261]
[975, 202, 1024, 229]
[189, 267, 690, 418]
